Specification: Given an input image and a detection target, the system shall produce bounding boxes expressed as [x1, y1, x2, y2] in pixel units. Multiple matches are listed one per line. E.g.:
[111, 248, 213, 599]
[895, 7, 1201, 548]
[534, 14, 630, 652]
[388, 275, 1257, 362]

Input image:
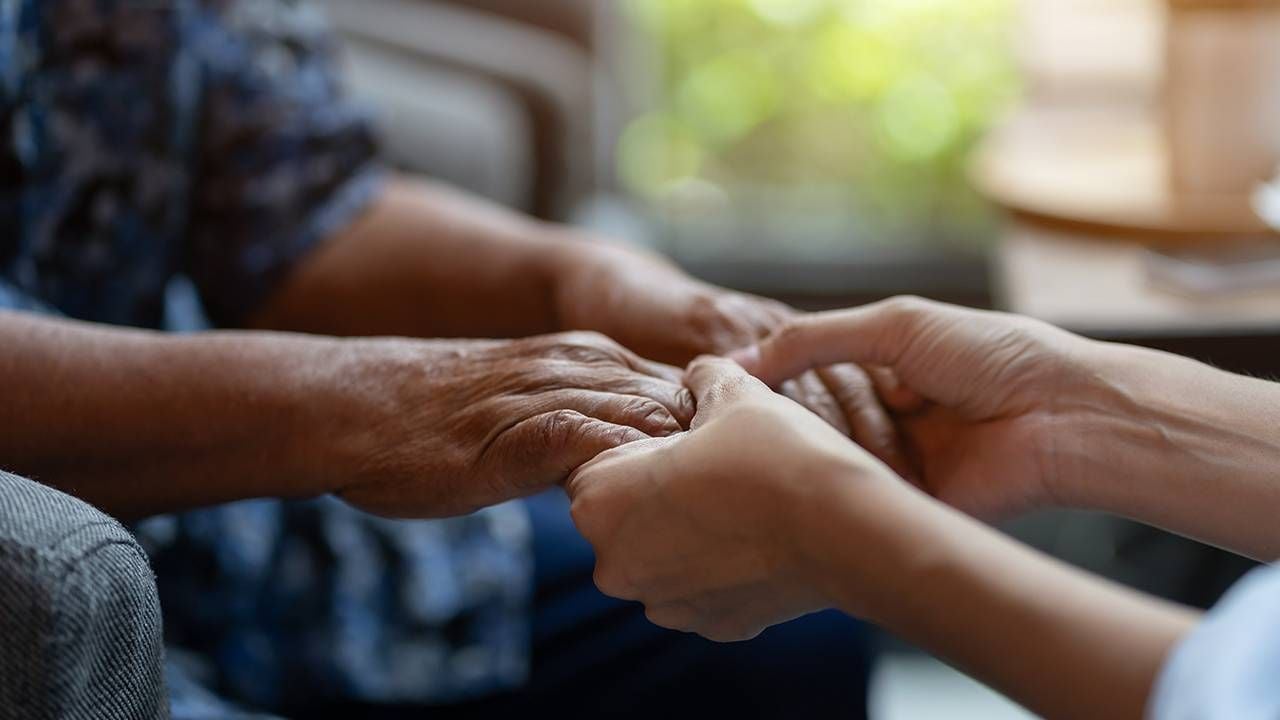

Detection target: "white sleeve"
[1150, 564, 1280, 720]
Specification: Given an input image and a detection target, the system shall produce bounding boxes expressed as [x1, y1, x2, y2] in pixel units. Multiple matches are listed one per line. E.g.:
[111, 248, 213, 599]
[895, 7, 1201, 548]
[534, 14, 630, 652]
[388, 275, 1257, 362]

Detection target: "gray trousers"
[0, 471, 168, 719]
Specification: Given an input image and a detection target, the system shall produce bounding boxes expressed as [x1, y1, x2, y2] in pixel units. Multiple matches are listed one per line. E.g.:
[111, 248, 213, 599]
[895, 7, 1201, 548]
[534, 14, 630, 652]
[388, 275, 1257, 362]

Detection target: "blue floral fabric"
[0, 0, 379, 328]
[138, 498, 533, 713]
[1, 0, 534, 714]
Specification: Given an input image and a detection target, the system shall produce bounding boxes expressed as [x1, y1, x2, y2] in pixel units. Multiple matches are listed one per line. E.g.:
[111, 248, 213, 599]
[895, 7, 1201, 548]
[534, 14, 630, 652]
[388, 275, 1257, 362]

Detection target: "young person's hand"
[564, 355, 1200, 720]
[733, 296, 1093, 520]
[734, 297, 1280, 559]
[565, 356, 903, 641]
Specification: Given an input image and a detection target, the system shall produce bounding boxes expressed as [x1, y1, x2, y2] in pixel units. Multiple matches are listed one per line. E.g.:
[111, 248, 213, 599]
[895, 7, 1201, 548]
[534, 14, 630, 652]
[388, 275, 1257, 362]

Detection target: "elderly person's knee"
[0, 471, 167, 720]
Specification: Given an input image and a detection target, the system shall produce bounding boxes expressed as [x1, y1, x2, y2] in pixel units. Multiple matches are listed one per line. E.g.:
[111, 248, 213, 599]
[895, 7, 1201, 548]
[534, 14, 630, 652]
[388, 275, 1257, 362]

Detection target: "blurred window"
[614, 0, 1020, 267]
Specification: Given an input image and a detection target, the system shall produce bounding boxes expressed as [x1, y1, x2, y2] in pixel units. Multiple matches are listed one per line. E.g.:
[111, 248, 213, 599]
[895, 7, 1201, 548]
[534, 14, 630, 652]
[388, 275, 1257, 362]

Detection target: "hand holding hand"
[565, 356, 903, 641]
[329, 332, 695, 518]
[553, 240, 910, 474]
[733, 297, 1099, 520]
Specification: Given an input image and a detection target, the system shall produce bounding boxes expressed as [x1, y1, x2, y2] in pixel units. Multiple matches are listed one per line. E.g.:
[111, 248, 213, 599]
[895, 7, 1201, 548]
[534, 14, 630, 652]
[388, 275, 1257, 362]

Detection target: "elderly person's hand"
[553, 240, 909, 476]
[330, 331, 694, 518]
[564, 356, 902, 641]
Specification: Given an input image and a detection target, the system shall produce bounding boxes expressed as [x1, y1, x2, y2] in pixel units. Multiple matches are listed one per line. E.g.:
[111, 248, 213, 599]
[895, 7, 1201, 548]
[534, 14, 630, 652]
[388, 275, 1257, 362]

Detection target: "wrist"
[241, 334, 379, 500]
[1031, 338, 1177, 512]
[1050, 340, 1280, 556]
[1050, 341, 1214, 514]
[791, 452, 938, 623]
[270, 335, 414, 499]
[300, 337, 466, 499]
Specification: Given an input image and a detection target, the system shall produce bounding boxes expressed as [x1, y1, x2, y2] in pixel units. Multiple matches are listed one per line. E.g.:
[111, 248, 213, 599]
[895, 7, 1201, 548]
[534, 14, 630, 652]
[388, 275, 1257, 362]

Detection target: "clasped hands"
[564, 296, 1101, 641]
[327, 239, 1133, 646]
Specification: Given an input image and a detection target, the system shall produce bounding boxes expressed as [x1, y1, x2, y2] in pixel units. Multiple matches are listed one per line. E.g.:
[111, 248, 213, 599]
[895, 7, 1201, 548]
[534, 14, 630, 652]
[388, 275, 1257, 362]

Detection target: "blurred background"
[317, 0, 1280, 715]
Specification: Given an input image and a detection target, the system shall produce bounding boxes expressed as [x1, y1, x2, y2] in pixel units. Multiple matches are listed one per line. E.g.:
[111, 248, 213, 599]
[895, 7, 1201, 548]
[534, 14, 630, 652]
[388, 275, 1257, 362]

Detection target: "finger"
[730, 297, 939, 388]
[816, 364, 915, 479]
[622, 351, 686, 385]
[523, 390, 685, 437]
[867, 365, 928, 415]
[635, 357, 685, 384]
[483, 410, 652, 494]
[741, 300, 787, 341]
[563, 367, 696, 429]
[800, 370, 853, 436]
[533, 331, 685, 384]
[756, 298, 796, 330]
[684, 355, 772, 428]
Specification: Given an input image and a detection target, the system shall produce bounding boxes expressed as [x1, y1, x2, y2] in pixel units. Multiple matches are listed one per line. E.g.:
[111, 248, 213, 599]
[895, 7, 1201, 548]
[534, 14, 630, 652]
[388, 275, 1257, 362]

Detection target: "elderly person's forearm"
[0, 311, 691, 520]
[249, 175, 586, 340]
[0, 310, 348, 518]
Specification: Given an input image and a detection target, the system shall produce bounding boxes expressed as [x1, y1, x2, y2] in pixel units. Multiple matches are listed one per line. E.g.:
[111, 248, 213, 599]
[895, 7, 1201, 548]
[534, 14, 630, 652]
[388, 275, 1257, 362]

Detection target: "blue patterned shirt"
[0, 0, 532, 713]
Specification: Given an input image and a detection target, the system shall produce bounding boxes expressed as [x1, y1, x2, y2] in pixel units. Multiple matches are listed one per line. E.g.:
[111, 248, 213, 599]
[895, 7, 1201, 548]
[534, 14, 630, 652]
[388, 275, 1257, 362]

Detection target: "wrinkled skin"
[554, 241, 910, 476]
[333, 331, 695, 518]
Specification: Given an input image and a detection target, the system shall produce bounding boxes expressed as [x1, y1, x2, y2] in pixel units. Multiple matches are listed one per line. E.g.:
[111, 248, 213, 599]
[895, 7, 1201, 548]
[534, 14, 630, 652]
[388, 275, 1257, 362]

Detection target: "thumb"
[731, 299, 927, 388]
[684, 355, 773, 429]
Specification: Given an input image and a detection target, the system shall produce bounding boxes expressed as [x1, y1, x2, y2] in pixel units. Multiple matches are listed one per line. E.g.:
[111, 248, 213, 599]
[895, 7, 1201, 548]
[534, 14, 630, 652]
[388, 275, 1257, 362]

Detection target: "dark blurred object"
[997, 224, 1280, 348]
[320, 0, 601, 219]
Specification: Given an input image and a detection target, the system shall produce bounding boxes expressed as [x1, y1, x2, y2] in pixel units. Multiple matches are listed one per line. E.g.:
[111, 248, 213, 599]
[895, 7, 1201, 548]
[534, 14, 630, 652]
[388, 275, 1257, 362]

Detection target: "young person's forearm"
[811, 482, 1199, 720]
[250, 175, 586, 339]
[1057, 343, 1280, 560]
[0, 312, 352, 519]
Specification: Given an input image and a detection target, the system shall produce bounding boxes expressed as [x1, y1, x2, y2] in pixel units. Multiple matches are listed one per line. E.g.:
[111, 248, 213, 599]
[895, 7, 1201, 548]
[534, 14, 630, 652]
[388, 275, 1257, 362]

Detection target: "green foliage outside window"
[618, 0, 1020, 250]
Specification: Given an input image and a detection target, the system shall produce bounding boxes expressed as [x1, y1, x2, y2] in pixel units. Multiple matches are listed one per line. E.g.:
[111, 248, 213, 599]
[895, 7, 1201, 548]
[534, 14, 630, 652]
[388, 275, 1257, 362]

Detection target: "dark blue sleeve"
[183, 1, 384, 327]
[0, 277, 58, 315]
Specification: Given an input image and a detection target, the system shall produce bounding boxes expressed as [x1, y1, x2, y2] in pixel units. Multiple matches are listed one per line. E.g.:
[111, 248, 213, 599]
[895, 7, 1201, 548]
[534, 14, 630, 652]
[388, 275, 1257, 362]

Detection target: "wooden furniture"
[995, 221, 1280, 374]
[981, 0, 1280, 241]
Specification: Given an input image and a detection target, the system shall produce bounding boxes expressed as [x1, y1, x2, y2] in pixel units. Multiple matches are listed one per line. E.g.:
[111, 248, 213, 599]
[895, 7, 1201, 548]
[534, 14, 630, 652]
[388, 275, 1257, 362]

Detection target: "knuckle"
[537, 409, 588, 448]
[626, 397, 675, 427]
[684, 294, 726, 333]
[593, 562, 634, 599]
[568, 492, 603, 538]
[545, 331, 626, 366]
[774, 317, 810, 345]
[674, 387, 697, 420]
[645, 605, 692, 633]
[881, 295, 931, 319]
[562, 330, 617, 350]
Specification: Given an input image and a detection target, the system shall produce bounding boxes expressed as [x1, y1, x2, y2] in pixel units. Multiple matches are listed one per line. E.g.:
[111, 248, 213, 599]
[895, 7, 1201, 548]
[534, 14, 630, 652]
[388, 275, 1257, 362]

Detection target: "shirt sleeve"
[1150, 564, 1280, 720]
[184, 0, 384, 327]
[0, 277, 58, 315]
